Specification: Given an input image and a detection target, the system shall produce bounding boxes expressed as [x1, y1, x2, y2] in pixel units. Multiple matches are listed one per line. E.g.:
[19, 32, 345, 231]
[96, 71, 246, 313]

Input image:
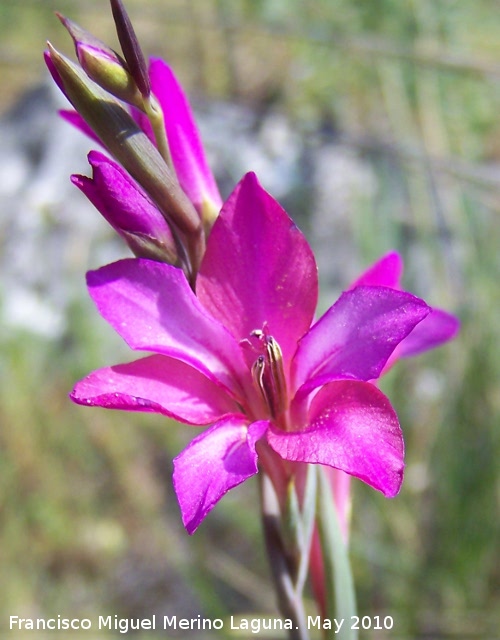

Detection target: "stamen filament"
[265, 336, 287, 417]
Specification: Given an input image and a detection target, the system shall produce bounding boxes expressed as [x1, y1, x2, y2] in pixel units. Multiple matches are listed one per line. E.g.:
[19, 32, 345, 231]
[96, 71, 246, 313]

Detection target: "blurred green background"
[0, 1, 499, 638]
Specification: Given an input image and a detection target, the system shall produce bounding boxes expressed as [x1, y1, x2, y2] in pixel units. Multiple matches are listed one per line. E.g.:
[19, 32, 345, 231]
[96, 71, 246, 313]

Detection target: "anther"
[250, 331, 287, 419]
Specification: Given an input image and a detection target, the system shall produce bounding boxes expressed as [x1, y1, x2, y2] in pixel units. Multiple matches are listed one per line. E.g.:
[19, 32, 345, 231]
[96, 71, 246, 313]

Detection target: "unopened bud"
[72, 151, 180, 265]
[57, 13, 144, 109]
[110, 0, 150, 98]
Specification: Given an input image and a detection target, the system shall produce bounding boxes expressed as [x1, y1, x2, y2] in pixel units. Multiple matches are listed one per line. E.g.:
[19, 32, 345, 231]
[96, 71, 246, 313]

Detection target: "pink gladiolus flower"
[309, 252, 459, 615]
[351, 250, 460, 368]
[325, 250, 460, 539]
[71, 172, 432, 534]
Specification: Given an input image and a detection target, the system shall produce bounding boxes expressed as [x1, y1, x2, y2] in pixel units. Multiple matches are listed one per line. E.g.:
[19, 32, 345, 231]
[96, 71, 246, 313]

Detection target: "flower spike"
[46, 44, 204, 279]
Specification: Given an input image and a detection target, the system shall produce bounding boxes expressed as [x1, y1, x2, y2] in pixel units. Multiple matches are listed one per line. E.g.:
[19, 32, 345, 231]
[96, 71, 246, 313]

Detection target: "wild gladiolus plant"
[45, 1, 459, 638]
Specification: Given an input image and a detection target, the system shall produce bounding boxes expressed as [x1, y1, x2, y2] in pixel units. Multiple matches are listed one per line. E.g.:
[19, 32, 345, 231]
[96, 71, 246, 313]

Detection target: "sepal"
[110, 0, 150, 98]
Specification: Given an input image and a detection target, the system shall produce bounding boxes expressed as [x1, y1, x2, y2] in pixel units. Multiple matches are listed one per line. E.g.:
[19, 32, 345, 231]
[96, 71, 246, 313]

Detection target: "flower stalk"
[316, 467, 358, 640]
[259, 469, 312, 640]
[143, 94, 176, 173]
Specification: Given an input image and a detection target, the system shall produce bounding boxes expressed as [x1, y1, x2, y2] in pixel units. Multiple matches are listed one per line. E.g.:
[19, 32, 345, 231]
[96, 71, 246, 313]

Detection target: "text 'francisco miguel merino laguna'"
[10, 615, 299, 634]
[10, 614, 394, 634]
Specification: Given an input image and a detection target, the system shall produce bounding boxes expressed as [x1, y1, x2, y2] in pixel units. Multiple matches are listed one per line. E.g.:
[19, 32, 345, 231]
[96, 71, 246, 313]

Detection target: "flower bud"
[72, 151, 180, 264]
[110, 0, 151, 98]
[57, 13, 144, 109]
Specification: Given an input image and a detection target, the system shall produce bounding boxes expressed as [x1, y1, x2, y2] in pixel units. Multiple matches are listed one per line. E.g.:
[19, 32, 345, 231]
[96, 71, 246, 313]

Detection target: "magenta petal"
[173, 418, 268, 533]
[86, 258, 248, 399]
[148, 58, 222, 213]
[70, 355, 240, 424]
[130, 105, 156, 146]
[292, 286, 430, 396]
[59, 109, 102, 145]
[45, 49, 65, 93]
[398, 308, 460, 358]
[349, 251, 403, 289]
[268, 381, 404, 497]
[197, 173, 318, 365]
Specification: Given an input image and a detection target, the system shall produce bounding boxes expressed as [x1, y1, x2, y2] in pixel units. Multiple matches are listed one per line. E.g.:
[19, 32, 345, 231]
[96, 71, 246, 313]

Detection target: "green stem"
[316, 467, 358, 640]
[144, 94, 176, 177]
[143, 93, 206, 284]
[259, 471, 310, 640]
